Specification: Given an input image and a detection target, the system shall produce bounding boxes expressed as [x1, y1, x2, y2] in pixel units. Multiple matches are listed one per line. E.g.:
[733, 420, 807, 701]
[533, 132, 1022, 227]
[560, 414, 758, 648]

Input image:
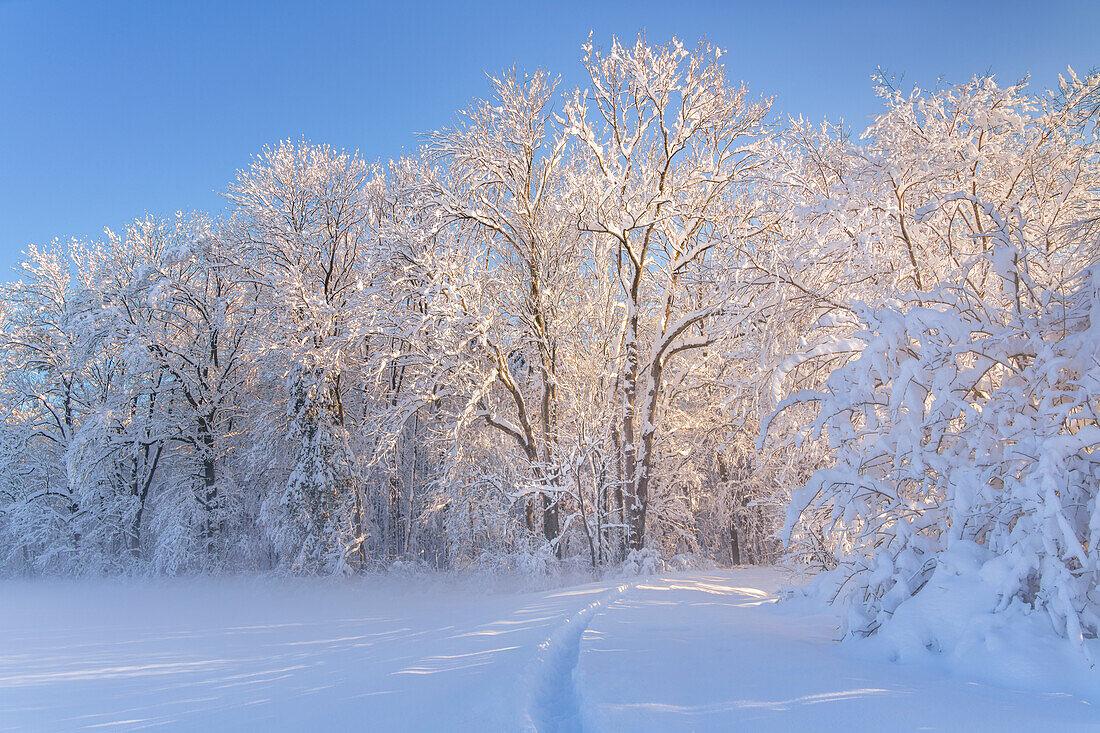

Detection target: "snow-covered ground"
[1, 569, 1097, 732]
[576, 571, 1100, 731]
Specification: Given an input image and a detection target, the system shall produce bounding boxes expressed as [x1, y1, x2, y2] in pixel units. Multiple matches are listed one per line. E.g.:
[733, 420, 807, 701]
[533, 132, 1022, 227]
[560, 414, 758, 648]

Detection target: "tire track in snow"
[521, 582, 633, 732]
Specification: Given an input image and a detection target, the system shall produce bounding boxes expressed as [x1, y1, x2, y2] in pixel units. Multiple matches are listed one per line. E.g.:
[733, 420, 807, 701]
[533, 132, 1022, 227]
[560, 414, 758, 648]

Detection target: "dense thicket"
[1, 37, 1096, 643]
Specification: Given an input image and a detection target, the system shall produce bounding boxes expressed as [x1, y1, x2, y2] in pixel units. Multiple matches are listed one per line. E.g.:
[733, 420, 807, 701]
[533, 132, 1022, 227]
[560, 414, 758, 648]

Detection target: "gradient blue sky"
[1, 0, 1097, 277]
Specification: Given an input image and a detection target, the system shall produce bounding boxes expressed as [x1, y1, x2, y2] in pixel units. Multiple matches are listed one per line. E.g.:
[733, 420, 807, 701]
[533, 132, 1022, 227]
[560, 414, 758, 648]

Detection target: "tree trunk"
[541, 493, 560, 553]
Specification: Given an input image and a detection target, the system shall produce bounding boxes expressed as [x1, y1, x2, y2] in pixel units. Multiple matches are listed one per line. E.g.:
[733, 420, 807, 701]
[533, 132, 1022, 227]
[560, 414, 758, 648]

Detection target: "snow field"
[1, 569, 1097, 731]
[0, 576, 619, 731]
[576, 571, 1100, 732]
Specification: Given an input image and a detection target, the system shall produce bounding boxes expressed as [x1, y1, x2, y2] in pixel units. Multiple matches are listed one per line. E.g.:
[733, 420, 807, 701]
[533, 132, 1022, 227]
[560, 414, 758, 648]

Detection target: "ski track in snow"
[522, 581, 633, 732]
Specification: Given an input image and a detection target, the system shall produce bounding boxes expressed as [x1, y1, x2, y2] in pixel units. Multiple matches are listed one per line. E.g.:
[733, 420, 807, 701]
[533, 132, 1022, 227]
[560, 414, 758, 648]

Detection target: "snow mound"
[853, 559, 1100, 703]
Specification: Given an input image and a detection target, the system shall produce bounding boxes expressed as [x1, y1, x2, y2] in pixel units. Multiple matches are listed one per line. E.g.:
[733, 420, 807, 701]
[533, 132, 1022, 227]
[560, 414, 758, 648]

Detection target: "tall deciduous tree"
[566, 36, 772, 550]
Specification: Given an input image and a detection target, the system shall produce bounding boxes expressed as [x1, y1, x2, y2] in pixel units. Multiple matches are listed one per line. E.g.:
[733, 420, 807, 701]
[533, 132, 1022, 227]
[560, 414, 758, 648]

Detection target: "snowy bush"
[778, 223, 1100, 647]
[387, 557, 432, 578]
[621, 548, 664, 577]
[763, 68, 1100, 652]
[665, 552, 716, 572]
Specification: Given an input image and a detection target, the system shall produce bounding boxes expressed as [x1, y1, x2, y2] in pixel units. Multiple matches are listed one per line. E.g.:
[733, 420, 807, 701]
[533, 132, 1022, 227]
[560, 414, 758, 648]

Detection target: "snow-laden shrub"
[454, 546, 594, 592]
[468, 544, 556, 577]
[665, 552, 715, 571]
[777, 211, 1100, 650]
[621, 547, 664, 576]
[387, 558, 432, 577]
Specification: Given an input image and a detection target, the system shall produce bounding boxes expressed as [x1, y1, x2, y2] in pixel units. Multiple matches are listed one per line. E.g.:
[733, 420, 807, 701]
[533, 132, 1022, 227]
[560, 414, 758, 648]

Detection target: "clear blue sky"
[1, 0, 1097, 277]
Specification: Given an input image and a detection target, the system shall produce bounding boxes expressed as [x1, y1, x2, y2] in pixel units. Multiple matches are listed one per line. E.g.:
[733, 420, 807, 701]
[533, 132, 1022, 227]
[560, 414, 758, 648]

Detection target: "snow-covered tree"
[770, 70, 1100, 645]
[565, 35, 773, 551]
[0, 242, 102, 572]
[227, 140, 382, 574]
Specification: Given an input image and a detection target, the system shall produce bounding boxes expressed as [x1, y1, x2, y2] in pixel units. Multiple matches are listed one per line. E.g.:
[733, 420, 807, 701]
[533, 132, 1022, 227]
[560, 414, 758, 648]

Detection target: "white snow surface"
[1, 568, 1097, 732]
